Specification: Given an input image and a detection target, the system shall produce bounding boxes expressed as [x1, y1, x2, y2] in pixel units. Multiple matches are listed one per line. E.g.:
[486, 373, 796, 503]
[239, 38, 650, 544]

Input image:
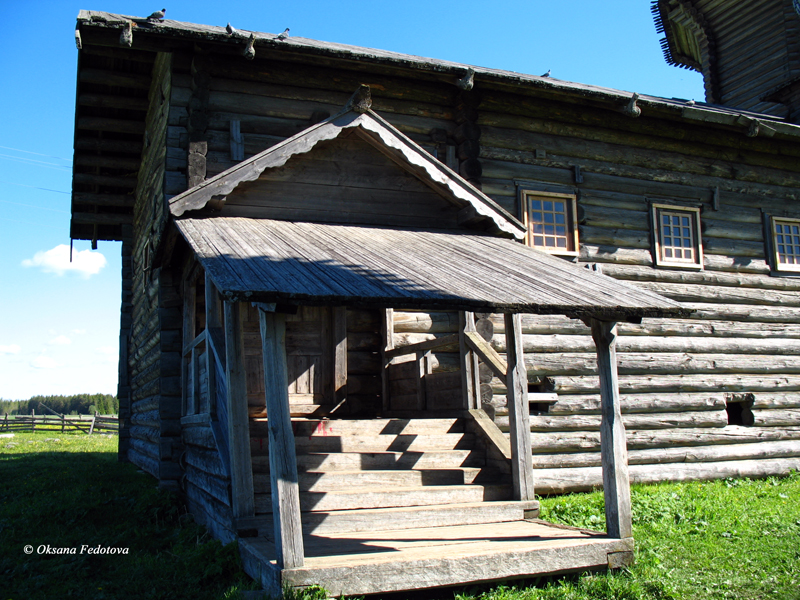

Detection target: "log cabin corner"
[70, 5, 800, 595]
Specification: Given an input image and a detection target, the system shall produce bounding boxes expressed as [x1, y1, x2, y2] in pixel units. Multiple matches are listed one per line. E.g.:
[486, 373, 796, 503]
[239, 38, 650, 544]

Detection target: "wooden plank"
[381, 309, 393, 413]
[333, 307, 348, 405]
[459, 312, 479, 411]
[258, 308, 304, 569]
[505, 313, 534, 501]
[385, 333, 460, 359]
[465, 331, 507, 380]
[224, 301, 255, 519]
[590, 319, 632, 540]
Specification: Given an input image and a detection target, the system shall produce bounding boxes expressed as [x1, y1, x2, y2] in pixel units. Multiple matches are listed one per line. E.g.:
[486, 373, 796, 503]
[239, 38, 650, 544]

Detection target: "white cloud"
[48, 335, 72, 346]
[31, 355, 60, 369]
[72, 329, 87, 335]
[0, 345, 21, 355]
[22, 244, 107, 278]
[96, 346, 118, 364]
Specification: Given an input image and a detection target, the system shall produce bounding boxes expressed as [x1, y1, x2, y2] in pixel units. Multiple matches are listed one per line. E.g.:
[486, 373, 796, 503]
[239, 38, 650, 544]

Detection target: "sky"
[0, 1, 705, 401]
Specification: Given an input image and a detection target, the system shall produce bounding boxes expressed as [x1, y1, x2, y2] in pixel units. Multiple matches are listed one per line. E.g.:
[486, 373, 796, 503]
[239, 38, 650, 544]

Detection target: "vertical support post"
[381, 308, 394, 413]
[415, 350, 431, 411]
[332, 306, 348, 406]
[504, 313, 535, 501]
[459, 311, 480, 410]
[590, 318, 632, 539]
[258, 307, 305, 569]
[224, 301, 255, 519]
[205, 275, 222, 414]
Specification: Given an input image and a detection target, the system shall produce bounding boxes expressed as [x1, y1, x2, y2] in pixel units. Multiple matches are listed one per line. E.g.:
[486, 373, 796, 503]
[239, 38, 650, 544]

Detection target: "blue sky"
[0, 1, 705, 401]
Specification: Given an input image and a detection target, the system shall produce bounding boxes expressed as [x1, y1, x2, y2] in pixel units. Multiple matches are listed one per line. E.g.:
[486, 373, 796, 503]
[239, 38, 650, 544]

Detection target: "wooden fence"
[0, 411, 118, 434]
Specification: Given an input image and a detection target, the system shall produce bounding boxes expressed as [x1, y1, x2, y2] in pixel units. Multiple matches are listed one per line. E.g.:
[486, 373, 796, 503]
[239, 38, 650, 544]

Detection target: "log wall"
[127, 52, 184, 486]
[155, 43, 800, 493]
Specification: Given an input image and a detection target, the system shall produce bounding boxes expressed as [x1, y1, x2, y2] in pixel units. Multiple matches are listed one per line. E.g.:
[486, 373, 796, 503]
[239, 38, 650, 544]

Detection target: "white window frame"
[522, 190, 579, 257]
[770, 216, 800, 273]
[651, 203, 703, 269]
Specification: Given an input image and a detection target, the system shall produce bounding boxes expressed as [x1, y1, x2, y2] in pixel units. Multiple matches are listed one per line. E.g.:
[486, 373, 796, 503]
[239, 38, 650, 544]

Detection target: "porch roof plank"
[175, 216, 686, 319]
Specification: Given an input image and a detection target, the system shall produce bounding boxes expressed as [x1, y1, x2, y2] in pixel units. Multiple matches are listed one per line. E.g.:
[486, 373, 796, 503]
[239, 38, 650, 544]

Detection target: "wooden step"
[237, 500, 540, 537]
[250, 433, 476, 455]
[253, 467, 497, 493]
[277, 417, 466, 437]
[255, 483, 512, 513]
[252, 449, 487, 472]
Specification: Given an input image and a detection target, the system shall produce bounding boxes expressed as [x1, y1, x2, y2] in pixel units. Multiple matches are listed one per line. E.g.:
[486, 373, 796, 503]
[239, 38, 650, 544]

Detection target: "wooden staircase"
[240, 416, 538, 538]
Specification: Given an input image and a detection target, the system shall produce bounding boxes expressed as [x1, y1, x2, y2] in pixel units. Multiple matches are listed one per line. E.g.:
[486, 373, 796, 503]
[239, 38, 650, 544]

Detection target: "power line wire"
[0, 154, 72, 171]
[0, 145, 72, 163]
[0, 180, 70, 194]
[0, 199, 69, 214]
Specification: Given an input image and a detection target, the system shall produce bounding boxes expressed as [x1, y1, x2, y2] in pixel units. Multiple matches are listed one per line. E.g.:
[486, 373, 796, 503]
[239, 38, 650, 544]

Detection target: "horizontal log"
[541, 392, 725, 415]
[394, 311, 460, 333]
[492, 334, 800, 355]
[73, 154, 142, 171]
[540, 373, 800, 394]
[184, 464, 230, 506]
[500, 410, 727, 432]
[531, 440, 800, 468]
[639, 281, 800, 307]
[532, 458, 800, 494]
[598, 263, 800, 292]
[76, 116, 145, 135]
[182, 423, 216, 449]
[529, 426, 800, 453]
[73, 172, 138, 189]
[72, 193, 135, 208]
[580, 244, 771, 274]
[185, 445, 228, 479]
[752, 408, 800, 427]
[79, 67, 152, 89]
[525, 353, 800, 377]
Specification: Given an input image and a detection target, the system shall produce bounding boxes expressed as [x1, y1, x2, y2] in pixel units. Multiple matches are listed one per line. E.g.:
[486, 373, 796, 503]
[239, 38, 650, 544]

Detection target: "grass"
[455, 473, 800, 600]
[1, 432, 798, 600]
[0, 432, 257, 600]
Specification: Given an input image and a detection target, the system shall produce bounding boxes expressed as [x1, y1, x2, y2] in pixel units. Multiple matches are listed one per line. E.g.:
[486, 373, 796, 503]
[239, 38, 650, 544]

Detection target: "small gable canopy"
[169, 107, 524, 240]
[175, 217, 686, 320]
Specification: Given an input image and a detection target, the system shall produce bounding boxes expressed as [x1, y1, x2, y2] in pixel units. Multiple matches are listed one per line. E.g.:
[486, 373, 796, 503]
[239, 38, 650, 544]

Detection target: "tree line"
[0, 394, 119, 416]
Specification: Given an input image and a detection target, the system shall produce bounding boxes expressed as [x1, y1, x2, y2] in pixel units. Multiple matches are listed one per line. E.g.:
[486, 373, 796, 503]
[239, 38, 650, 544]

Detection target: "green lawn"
[1, 432, 798, 600]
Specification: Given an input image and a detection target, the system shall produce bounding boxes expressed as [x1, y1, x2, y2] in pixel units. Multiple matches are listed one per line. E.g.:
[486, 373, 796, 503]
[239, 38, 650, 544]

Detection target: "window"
[522, 191, 579, 256]
[770, 217, 800, 273]
[651, 204, 703, 269]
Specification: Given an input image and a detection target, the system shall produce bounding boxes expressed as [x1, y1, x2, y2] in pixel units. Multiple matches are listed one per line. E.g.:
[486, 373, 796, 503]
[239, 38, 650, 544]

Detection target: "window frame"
[768, 216, 800, 274]
[651, 203, 704, 270]
[521, 190, 580, 257]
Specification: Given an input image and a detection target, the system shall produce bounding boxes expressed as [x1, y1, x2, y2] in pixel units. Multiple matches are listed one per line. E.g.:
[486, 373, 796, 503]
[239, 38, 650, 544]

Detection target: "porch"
[171, 218, 685, 595]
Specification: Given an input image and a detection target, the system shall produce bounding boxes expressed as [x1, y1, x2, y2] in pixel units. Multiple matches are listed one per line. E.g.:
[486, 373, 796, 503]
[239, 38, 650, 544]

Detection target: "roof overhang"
[174, 216, 688, 320]
[168, 106, 525, 239]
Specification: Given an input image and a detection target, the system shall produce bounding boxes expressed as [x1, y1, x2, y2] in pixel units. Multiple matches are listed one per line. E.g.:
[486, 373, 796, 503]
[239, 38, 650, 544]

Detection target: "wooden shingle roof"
[175, 217, 686, 319]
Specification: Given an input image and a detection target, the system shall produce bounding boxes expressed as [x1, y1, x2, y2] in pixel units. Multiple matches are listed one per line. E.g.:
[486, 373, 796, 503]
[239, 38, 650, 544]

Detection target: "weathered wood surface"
[591, 319, 632, 540]
[529, 426, 800, 453]
[224, 301, 255, 519]
[505, 314, 534, 501]
[176, 217, 683, 317]
[531, 439, 800, 469]
[532, 457, 800, 494]
[259, 308, 304, 569]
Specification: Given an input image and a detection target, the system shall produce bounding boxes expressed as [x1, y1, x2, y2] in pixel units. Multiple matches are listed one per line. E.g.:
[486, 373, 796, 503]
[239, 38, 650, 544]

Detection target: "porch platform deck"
[239, 519, 634, 596]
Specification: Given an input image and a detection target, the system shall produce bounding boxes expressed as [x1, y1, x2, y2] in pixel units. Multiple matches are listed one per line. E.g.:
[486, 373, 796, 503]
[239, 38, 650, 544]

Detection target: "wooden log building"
[70, 5, 800, 594]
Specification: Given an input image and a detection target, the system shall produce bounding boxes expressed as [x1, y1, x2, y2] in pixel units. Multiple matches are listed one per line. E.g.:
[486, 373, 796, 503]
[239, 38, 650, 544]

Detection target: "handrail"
[464, 331, 507, 380]
[206, 326, 226, 372]
[384, 333, 459, 360]
[182, 329, 207, 357]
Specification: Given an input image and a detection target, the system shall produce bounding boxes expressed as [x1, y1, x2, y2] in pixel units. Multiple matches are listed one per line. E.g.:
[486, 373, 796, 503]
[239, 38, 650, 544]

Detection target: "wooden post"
[31, 409, 35, 432]
[258, 307, 305, 569]
[590, 318, 633, 540]
[224, 301, 256, 520]
[89, 411, 98, 435]
[381, 308, 394, 412]
[205, 274, 223, 414]
[332, 307, 348, 406]
[504, 313, 535, 501]
[459, 312, 480, 410]
[61, 413, 65, 434]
